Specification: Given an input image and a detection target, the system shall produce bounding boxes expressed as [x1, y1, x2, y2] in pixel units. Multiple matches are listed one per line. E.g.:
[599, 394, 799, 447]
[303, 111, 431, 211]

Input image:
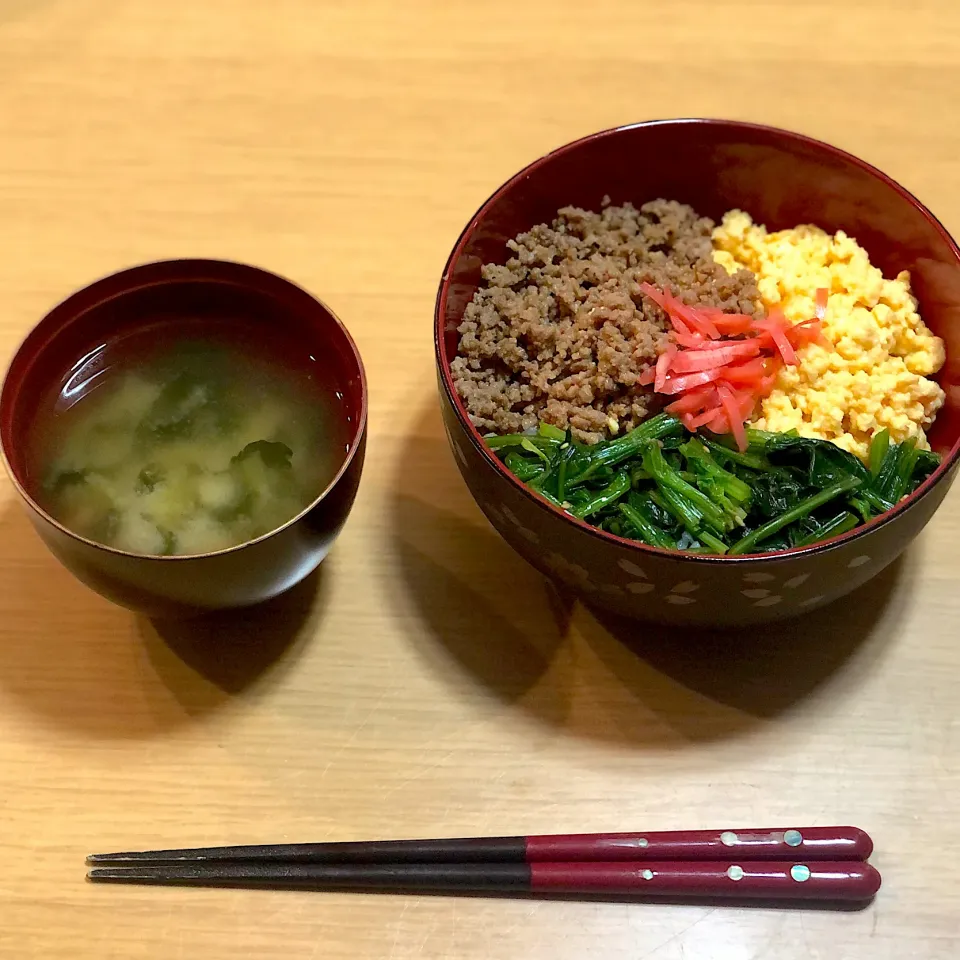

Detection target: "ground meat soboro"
[452, 199, 763, 443]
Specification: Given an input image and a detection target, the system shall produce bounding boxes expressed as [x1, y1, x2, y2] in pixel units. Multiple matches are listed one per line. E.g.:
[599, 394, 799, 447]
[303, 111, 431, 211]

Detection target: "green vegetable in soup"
[136, 365, 241, 444]
[37, 340, 339, 557]
[45, 468, 89, 496]
[232, 439, 294, 471]
[135, 463, 165, 495]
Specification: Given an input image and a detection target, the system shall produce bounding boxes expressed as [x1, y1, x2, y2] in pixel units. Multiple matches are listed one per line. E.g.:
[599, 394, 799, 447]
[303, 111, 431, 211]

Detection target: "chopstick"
[87, 860, 882, 902]
[87, 826, 872, 865]
[87, 828, 879, 903]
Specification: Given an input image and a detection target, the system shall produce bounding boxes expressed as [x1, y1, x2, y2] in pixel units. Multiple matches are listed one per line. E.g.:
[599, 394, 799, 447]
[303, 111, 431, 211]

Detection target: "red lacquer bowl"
[435, 120, 960, 626]
[0, 259, 367, 618]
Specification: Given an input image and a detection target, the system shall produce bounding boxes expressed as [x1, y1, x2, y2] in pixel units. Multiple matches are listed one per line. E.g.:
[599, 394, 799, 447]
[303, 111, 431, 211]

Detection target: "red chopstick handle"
[530, 861, 881, 901]
[525, 827, 871, 862]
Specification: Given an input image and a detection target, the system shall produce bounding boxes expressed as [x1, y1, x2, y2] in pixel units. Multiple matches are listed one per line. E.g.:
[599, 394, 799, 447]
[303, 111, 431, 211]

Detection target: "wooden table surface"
[1, 2, 958, 957]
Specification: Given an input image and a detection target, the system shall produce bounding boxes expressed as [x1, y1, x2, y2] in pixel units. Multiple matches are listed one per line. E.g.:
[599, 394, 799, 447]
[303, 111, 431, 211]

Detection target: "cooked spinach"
[485, 415, 941, 555]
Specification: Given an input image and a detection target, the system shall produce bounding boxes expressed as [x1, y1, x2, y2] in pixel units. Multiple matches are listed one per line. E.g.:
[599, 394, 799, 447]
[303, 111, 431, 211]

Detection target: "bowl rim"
[434, 117, 960, 564]
[0, 257, 369, 562]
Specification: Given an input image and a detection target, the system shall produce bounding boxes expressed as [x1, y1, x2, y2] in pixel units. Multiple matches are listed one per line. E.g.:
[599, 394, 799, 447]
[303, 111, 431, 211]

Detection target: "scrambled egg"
[713, 211, 946, 460]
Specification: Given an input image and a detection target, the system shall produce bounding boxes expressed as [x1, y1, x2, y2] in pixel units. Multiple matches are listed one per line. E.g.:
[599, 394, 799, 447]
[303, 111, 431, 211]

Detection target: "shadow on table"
[390, 399, 912, 747]
[579, 550, 910, 730]
[0, 499, 322, 739]
[138, 567, 323, 698]
[388, 402, 573, 725]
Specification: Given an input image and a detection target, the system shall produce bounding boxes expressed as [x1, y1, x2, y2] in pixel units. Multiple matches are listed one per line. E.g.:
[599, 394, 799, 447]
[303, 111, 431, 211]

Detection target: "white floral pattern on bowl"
[470, 493, 880, 620]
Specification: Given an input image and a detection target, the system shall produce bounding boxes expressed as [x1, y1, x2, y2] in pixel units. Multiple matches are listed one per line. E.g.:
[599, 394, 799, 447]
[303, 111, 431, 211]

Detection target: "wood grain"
[0, 1, 958, 957]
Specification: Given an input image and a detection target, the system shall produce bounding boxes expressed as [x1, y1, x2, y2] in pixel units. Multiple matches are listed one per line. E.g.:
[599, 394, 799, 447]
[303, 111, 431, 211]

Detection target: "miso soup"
[29, 318, 349, 556]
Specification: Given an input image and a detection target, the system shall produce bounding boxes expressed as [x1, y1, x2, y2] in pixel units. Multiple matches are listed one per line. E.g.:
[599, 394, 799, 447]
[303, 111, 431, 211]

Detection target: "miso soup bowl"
[1, 259, 367, 618]
[435, 119, 960, 627]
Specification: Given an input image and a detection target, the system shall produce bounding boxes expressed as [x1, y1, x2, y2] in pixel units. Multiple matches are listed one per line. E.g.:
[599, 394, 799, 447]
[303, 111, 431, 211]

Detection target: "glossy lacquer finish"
[524, 826, 872, 862]
[435, 119, 960, 626]
[88, 860, 881, 903]
[0, 259, 367, 617]
[87, 825, 871, 865]
[528, 861, 881, 902]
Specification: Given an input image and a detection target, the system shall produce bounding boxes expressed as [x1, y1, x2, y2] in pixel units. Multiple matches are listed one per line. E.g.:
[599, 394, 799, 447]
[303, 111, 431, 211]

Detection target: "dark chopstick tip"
[87, 853, 129, 864]
[87, 852, 149, 864]
[88, 868, 148, 882]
